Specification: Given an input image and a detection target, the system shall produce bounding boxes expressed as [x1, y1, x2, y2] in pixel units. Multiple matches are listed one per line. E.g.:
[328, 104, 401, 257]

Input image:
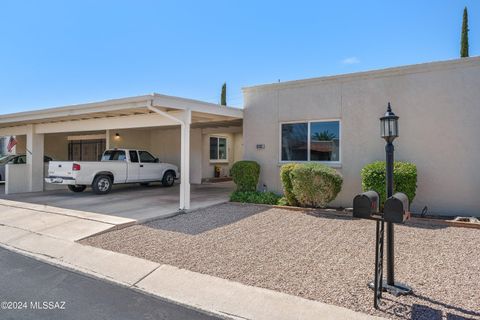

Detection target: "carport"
[0, 94, 243, 211]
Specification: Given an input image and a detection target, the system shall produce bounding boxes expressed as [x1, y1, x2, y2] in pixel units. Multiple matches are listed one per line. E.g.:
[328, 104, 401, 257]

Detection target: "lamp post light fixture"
[379, 102, 412, 296]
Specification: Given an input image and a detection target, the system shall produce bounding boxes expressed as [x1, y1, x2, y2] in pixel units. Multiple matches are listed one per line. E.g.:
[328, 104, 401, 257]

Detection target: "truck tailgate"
[47, 161, 76, 178]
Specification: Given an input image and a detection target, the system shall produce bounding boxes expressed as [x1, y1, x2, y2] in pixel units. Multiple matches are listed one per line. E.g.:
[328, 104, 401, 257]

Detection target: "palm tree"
[312, 130, 336, 141]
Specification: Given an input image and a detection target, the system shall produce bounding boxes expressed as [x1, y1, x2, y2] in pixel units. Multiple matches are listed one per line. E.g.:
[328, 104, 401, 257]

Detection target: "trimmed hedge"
[230, 191, 282, 205]
[280, 163, 299, 206]
[289, 163, 343, 208]
[361, 161, 417, 207]
[230, 161, 260, 192]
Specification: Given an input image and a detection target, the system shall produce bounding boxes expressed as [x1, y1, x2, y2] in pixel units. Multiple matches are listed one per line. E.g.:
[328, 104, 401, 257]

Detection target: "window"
[281, 120, 340, 162]
[139, 151, 156, 163]
[129, 151, 139, 163]
[210, 137, 228, 161]
[101, 150, 126, 161]
[68, 139, 106, 161]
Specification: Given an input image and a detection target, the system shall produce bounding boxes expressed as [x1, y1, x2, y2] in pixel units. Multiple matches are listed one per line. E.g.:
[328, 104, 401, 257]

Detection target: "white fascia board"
[0, 125, 29, 136]
[152, 94, 243, 119]
[0, 95, 154, 124]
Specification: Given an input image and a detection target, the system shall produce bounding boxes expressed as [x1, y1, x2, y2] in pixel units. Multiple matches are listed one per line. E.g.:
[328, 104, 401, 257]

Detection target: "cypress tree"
[221, 82, 227, 106]
[461, 7, 469, 58]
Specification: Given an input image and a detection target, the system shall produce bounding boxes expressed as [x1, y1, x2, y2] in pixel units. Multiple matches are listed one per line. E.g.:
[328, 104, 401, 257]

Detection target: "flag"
[7, 136, 17, 153]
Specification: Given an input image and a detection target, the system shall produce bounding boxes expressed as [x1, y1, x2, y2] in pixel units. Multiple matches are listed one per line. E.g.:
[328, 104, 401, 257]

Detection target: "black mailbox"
[383, 192, 410, 223]
[353, 191, 380, 219]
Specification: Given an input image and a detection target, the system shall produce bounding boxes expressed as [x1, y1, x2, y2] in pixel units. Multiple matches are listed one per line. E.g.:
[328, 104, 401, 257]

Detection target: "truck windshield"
[101, 150, 126, 161]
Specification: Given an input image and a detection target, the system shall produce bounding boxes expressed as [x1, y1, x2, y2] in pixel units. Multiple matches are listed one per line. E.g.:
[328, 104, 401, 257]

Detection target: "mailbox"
[383, 192, 410, 223]
[353, 191, 380, 219]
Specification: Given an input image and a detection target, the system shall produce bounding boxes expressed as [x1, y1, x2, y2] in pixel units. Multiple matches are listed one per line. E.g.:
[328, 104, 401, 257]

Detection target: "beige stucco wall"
[201, 127, 243, 179]
[149, 127, 203, 184]
[109, 129, 152, 151]
[15, 135, 26, 154]
[243, 57, 480, 216]
[45, 133, 70, 160]
[149, 126, 242, 183]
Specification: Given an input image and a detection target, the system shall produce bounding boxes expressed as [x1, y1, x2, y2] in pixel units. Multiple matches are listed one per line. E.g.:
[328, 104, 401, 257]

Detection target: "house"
[242, 56, 480, 216]
[0, 57, 479, 216]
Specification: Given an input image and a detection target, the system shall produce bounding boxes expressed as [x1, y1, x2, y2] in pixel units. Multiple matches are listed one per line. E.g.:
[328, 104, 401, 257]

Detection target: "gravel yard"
[81, 203, 480, 320]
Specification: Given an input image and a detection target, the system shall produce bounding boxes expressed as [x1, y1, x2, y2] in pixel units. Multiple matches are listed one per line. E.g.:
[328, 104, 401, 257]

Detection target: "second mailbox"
[353, 191, 380, 219]
[383, 192, 410, 223]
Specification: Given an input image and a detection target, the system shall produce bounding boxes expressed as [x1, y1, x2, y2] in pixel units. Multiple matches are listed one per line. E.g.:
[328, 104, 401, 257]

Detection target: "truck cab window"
[129, 151, 139, 163]
[139, 151, 156, 163]
[102, 150, 126, 161]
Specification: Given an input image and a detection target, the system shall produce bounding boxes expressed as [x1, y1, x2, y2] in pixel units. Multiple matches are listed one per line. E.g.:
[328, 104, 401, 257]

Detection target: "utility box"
[383, 192, 410, 223]
[353, 191, 380, 219]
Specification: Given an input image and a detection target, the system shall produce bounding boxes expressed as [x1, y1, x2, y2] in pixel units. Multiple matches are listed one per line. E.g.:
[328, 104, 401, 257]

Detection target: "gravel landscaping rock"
[81, 203, 480, 319]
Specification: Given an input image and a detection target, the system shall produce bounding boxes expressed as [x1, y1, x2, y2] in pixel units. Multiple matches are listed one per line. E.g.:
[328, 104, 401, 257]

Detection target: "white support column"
[180, 109, 191, 210]
[147, 104, 192, 211]
[105, 129, 111, 149]
[26, 124, 44, 192]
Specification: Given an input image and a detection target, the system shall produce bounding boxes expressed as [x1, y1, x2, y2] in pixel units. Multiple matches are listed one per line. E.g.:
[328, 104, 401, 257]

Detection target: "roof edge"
[0, 93, 242, 122]
[242, 56, 480, 92]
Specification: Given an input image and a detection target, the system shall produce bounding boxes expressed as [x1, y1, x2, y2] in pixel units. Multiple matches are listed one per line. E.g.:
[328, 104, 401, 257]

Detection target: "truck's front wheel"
[92, 175, 113, 194]
[162, 171, 175, 187]
[68, 185, 87, 193]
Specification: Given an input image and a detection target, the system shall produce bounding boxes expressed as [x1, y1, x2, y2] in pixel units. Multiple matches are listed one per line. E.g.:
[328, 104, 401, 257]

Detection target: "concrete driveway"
[0, 182, 234, 221]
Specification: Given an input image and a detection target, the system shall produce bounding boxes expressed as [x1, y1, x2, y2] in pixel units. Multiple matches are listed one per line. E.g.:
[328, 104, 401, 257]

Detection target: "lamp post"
[380, 102, 412, 296]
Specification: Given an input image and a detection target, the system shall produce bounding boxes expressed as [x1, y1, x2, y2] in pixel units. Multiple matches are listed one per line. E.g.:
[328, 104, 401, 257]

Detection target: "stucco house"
[243, 56, 480, 216]
[0, 57, 479, 216]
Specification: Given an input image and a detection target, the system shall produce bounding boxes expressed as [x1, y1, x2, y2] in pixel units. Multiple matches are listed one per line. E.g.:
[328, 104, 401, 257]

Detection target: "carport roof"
[0, 93, 243, 129]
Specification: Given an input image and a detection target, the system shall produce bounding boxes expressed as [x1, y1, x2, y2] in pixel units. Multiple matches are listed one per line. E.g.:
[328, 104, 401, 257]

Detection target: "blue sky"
[0, 0, 477, 114]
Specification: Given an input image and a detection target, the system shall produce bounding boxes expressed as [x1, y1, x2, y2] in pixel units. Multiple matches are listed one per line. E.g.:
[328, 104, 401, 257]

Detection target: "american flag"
[7, 136, 17, 153]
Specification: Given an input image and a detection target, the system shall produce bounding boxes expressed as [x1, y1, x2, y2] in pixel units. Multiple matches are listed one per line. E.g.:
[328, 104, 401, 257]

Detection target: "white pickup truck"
[45, 149, 179, 194]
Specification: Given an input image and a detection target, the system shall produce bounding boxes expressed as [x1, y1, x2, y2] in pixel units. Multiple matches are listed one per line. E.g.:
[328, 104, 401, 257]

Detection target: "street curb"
[0, 243, 229, 320]
[0, 237, 383, 320]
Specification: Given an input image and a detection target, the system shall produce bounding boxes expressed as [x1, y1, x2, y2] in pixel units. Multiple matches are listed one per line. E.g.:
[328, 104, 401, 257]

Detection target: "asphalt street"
[0, 247, 220, 320]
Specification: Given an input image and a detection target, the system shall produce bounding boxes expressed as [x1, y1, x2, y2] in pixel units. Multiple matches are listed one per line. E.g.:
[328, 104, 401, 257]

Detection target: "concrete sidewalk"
[0, 200, 383, 320]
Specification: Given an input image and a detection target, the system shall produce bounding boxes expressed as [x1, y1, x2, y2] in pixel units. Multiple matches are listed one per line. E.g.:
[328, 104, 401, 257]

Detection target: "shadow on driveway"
[0, 182, 235, 222]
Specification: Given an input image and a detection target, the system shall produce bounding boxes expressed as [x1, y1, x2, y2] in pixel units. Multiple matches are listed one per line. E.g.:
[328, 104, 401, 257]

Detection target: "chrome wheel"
[98, 178, 110, 192]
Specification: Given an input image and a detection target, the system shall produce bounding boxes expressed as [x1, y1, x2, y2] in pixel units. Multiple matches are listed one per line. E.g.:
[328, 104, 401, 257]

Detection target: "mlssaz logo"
[30, 301, 66, 310]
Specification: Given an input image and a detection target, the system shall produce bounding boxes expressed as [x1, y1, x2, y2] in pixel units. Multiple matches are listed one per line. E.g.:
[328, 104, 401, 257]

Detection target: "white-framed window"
[209, 136, 228, 162]
[280, 120, 341, 163]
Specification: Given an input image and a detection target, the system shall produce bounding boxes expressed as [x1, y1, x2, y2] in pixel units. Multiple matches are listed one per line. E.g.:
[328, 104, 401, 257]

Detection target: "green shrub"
[277, 197, 289, 206]
[230, 161, 260, 192]
[289, 163, 343, 208]
[280, 163, 299, 206]
[230, 191, 281, 205]
[361, 161, 417, 207]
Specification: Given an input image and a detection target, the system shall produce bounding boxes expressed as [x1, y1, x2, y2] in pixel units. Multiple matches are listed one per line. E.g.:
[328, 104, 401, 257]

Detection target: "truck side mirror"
[383, 192, 410, 223]
[154, 158, 160, 163]
[353, 191, 380, 219]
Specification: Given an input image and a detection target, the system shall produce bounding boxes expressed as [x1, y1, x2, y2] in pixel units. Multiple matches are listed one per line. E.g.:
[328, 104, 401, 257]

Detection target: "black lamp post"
[379, 102, 412, 296]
